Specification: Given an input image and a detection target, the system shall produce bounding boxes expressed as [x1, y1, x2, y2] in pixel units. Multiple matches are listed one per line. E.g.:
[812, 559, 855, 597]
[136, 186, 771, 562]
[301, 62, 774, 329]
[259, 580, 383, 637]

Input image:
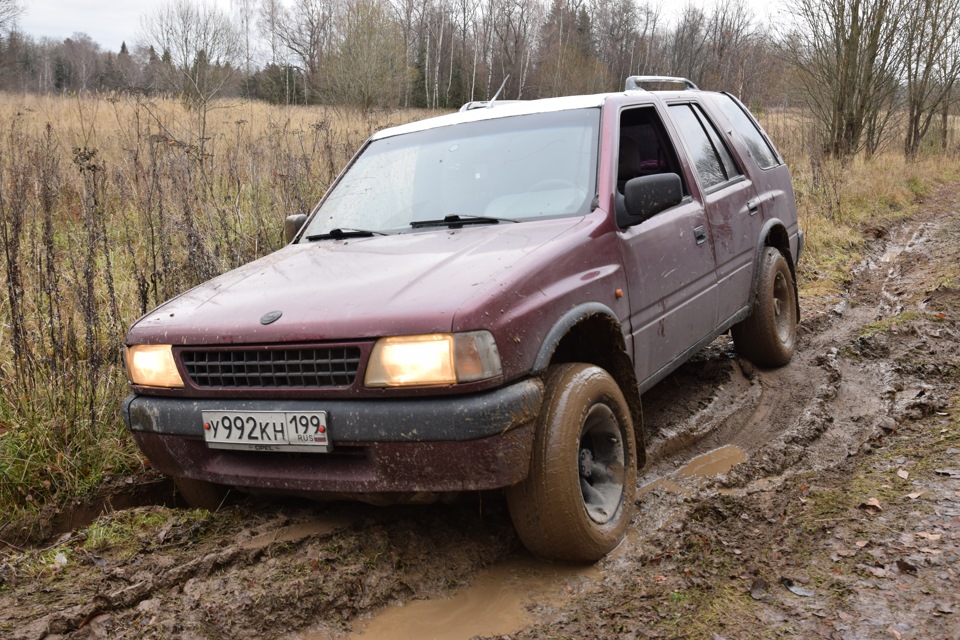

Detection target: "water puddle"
[301, 557, 596, 640]
[641, 445, 747, 496]
[677, 445, 746, 478]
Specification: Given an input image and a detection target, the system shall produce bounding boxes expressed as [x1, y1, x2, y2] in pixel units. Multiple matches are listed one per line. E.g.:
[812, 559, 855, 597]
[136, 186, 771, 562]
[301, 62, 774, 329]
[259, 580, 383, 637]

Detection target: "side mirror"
[284, 214, 308, 243]
[619, 173, 683, 227]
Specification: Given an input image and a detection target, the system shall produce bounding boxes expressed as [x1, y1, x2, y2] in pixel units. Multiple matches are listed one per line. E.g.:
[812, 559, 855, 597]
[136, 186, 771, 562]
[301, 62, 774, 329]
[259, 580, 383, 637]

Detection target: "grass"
[0, 91, 959, 523]
[0, 92, 432, 519]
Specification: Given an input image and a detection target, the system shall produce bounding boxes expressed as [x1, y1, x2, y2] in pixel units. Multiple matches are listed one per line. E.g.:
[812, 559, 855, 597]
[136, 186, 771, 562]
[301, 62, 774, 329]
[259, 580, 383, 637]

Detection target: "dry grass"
[0, 92, 432, 516]
[0, 92, 957, 518]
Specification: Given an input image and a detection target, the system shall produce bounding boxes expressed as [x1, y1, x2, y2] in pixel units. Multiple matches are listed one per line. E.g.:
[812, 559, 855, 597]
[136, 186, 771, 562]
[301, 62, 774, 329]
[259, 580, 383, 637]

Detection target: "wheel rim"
[578, 403, 626, 525]
[773, 269, 793, 343]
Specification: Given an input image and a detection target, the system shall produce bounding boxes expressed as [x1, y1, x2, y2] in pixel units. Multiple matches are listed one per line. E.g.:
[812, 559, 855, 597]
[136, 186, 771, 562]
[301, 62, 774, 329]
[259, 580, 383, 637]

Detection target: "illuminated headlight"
[125, 344, 184, 388]
[365, 331, 502, 388]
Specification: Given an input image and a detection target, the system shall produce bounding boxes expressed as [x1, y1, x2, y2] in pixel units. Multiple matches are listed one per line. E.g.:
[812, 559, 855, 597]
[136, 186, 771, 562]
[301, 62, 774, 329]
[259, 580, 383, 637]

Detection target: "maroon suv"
[123, 76, 802, 562]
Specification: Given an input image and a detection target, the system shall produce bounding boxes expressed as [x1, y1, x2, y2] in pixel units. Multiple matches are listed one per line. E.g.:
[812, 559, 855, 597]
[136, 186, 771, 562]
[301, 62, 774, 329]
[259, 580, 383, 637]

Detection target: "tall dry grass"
[0, 93, 957, 519]
[0, 92, 431, 516]
[761, 109, 960, 299]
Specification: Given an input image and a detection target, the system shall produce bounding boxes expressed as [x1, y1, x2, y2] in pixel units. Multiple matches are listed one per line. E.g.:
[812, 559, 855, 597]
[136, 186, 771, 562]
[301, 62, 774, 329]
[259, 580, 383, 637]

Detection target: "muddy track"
[2, 185, 959, 639]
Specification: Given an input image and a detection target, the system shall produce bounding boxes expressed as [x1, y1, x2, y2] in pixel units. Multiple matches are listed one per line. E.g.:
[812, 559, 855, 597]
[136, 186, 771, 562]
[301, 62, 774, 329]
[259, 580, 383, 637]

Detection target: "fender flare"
[531, 302, 625, 374]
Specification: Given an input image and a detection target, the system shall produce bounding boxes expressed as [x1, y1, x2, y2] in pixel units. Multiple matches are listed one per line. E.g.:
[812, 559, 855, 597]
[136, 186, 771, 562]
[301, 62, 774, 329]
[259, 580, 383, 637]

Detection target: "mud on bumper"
[122, 379, 543, 495]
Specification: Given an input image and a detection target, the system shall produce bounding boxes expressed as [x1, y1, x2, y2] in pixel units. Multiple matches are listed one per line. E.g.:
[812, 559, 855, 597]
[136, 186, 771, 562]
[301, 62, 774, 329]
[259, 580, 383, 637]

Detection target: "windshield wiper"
[409, 214, 519, 229]
[306, 227, 389, 241]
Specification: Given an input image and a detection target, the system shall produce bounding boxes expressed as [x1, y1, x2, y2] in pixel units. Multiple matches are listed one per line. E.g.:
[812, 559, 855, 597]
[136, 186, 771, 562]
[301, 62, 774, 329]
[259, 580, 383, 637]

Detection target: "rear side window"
[712, 94, 780, 169]
[668, 104, 740, 191]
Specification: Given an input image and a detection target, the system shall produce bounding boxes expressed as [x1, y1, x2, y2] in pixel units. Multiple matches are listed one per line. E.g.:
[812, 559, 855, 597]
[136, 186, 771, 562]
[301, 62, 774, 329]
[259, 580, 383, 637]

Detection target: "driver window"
[616, 107, 687, 219]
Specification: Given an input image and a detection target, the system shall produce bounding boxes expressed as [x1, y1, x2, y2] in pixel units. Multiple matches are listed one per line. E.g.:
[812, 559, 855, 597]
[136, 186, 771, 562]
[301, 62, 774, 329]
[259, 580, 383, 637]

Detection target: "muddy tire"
[732, 246, 797, 368]
[506, 363, 637, 563]
[174, 476, 230, 511]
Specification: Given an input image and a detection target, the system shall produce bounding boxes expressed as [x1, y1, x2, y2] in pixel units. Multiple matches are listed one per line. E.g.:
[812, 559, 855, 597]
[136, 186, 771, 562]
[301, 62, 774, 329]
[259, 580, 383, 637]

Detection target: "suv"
[122, 76, 802, 562]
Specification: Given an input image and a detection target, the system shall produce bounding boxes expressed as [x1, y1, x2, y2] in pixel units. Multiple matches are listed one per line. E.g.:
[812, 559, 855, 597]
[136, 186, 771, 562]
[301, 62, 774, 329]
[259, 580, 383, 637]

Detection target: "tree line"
[0, 0, 958, 159]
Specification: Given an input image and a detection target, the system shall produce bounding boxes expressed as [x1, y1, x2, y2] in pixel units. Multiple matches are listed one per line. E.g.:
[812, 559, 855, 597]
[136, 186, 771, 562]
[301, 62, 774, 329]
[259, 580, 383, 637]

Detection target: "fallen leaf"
[855, 540, 870, 548]
[896, 559, 918, 575]
[916, 532, 942, 541]
[936, 603, 955, 615]
[934, 469, 960, 479]
[780, 577, 814, 597]
[749, 578, 769, 601]
[906, 491, 926, 500]
[859, 498, 883, 512]
[897, 469, 909, 480]
[920, 547, 943, 555]
[654, 575, 668, 584]
[887, 626, 903, 639]
[865, 565, 888, 578]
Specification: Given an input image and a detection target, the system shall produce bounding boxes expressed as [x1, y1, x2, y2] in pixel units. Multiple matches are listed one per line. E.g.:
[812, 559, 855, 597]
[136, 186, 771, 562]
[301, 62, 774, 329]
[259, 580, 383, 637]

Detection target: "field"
[0, 94, 432, 516]
[0, 94, 959, 639]
[0, 92, 956, 519]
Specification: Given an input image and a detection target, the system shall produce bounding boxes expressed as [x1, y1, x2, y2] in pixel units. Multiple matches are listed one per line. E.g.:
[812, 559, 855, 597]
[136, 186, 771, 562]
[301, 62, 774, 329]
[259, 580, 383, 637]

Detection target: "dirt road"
[2, 184, 959, 640]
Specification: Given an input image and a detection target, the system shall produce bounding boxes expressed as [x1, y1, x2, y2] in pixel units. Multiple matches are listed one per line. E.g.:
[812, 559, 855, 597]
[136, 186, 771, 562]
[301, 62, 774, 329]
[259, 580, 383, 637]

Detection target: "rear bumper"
[122, 380, 542, 495]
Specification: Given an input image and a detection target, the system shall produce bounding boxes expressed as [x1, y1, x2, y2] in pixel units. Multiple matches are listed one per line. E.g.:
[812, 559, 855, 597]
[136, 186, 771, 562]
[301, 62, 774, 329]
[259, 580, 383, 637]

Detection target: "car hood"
[127, 218, 585, 345]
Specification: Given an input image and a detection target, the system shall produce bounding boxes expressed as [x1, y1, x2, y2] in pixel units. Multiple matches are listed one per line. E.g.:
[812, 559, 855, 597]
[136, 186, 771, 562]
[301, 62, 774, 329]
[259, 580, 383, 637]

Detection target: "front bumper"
[122, 379, 543, 495]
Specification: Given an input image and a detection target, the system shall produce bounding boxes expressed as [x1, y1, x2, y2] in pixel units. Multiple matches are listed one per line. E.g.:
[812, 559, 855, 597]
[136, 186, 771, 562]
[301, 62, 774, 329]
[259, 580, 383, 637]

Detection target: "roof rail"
[624, 76, 700, 91]
[459, 99, 523, 112]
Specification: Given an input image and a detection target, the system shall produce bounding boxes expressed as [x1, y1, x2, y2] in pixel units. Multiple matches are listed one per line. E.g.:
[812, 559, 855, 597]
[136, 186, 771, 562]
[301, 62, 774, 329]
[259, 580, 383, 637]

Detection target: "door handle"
[694, 225, 707, 245]
[747, 199, 759, 215]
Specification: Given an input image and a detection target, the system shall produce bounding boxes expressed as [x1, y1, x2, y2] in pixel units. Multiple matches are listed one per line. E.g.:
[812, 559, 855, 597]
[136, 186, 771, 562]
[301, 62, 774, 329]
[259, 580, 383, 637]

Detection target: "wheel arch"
[532, 303, 645, 466]
[752, 219, 800, 318]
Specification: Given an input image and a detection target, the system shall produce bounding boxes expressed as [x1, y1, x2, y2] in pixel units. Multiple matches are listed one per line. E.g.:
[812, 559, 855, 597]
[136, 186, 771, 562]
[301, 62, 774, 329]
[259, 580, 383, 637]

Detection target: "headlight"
[365, 331, 502, 387]
[125, 344, 184, 388]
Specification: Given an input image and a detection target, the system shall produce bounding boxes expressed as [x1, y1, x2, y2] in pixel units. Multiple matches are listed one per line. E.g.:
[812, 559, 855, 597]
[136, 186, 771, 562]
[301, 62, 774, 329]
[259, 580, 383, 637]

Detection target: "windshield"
[302, 108, 600, 237]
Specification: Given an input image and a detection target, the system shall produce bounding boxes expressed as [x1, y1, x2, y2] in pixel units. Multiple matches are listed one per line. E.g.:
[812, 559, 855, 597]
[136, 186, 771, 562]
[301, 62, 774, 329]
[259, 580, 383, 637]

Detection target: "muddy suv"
[122, 76, 802, 562]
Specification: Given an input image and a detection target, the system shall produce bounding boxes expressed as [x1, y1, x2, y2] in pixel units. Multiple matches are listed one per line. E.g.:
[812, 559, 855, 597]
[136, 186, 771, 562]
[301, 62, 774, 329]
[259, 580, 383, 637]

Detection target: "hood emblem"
[260, 310, 283, 325]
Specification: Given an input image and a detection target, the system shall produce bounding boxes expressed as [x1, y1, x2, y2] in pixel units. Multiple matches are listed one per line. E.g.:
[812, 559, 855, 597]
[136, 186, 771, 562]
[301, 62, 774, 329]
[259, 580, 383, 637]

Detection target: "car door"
[667, 101, 760, 324]
[615, 105, 719, 386]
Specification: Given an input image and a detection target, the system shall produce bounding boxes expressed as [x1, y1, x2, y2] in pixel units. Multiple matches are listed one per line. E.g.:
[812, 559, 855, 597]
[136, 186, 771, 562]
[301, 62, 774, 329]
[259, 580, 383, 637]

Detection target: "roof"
[370, 93, 610, 141]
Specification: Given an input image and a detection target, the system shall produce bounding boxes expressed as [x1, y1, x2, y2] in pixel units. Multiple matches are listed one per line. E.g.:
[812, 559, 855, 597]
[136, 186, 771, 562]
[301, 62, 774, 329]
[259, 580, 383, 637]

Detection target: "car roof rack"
[459, 99, 523, 112]
[624, 76, 700, 91]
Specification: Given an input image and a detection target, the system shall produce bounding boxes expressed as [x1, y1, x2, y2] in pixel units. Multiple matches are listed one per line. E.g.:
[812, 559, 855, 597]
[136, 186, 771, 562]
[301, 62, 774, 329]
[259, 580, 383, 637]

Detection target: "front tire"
[732, 246, 797, 367]
[506, 364, 637, 563]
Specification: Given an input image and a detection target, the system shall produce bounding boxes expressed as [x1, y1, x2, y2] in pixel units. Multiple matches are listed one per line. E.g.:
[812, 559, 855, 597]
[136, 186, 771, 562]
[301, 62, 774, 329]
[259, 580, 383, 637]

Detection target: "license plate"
[201, 411, 329, 452]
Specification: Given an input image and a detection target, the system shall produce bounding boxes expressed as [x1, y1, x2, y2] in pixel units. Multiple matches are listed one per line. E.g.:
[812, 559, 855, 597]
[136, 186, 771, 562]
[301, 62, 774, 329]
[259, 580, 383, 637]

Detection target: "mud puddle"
[639, 444, 747, 497]
[302, 446, 748, 640]
[301, 557, 596, 640]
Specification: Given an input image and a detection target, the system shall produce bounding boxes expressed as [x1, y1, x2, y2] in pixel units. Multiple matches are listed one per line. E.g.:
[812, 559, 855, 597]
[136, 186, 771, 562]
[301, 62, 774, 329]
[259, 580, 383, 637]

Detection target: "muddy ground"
[2, 184, 960, 640]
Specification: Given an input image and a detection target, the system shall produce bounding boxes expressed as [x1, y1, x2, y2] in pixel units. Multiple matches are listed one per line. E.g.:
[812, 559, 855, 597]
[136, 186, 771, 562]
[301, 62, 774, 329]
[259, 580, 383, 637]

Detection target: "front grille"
[181, 347, 361, 388]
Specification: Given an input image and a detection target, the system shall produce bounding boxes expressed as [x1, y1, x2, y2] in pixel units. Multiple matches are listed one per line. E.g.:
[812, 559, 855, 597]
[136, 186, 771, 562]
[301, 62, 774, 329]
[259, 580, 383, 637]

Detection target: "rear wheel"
[506, 364, 637, 563]
[732, 246, 797, 367]
[173, 476, 230, 511]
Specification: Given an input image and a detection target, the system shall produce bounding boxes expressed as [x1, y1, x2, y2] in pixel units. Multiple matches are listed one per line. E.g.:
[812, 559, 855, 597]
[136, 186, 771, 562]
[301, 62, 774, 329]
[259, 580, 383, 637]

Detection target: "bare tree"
[139, 0, 242, 161]
[0, 0, 23, 31]
[901, 0, 960, 158]
[328, 0, 409, 108]
[782, 0, 905, 158]
[269, 0, 337, 101]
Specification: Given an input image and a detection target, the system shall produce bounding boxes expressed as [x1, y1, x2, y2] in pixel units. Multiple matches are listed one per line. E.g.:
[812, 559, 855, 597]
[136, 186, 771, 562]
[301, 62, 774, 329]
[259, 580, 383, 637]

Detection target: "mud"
[3, 183, 960, 639]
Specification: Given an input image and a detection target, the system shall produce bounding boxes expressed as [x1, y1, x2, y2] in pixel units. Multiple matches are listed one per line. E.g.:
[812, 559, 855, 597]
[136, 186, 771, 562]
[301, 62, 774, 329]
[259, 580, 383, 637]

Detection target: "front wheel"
[732, 246, 797, 367]
[506, 364, 637, 563]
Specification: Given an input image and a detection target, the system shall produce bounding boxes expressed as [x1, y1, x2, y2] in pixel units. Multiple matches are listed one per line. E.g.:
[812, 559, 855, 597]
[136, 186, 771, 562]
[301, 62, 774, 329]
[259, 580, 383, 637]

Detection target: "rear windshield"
[304, 109, 600, 236]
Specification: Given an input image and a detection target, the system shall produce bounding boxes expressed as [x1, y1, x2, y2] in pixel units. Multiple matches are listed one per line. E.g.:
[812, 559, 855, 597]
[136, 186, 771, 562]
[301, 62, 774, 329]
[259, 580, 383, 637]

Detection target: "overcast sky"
[18, 0, 777, 54]
[18, 0, 233, 51]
